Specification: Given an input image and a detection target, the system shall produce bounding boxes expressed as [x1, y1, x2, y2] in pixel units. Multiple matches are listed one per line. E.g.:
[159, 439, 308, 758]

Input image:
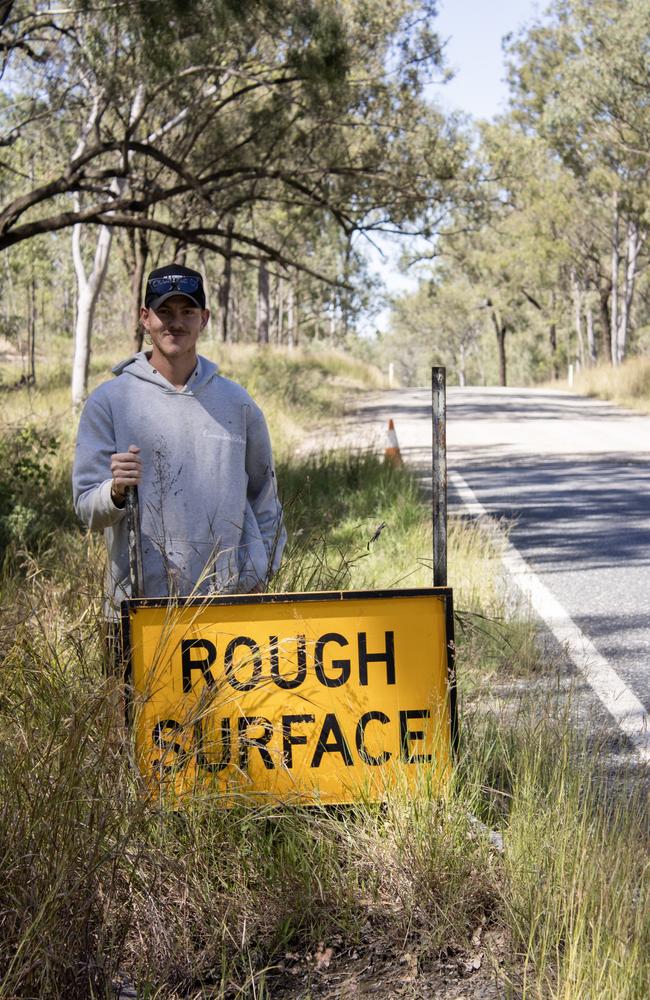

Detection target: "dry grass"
[0, 348, 648, 998]
[570, 355, 650, 413]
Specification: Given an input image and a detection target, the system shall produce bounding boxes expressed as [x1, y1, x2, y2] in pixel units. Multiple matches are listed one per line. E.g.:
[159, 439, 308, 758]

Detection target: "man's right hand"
[110, 445, 142, 505]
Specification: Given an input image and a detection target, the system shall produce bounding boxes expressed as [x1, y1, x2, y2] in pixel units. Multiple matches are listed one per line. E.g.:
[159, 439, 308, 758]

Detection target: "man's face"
[140, 295, 210, 366]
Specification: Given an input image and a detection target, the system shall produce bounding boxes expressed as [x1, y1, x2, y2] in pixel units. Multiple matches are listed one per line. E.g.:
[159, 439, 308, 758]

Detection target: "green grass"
[0, 345, 648, 999]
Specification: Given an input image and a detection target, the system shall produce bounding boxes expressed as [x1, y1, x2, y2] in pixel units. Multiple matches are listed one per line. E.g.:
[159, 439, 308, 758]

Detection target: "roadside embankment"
[561, 355, 650, 414]
[0, 349, 647, 1000]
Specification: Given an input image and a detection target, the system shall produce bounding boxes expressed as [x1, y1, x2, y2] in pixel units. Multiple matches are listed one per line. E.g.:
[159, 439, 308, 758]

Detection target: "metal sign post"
[431, 367, 447, 587]
[125, 485, 145, 598]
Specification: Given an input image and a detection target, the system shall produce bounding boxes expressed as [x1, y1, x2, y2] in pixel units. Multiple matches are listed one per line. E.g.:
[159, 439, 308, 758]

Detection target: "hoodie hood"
[111, 352, 219, 392]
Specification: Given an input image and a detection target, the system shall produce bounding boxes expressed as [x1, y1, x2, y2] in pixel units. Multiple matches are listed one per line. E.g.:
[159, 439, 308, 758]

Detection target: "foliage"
[504, 0, 650, 368]
[386, 0, 650, 387]
[0, 423, 73, 557]
[0, 0, 477, 404]
[0, 1, 464, 265]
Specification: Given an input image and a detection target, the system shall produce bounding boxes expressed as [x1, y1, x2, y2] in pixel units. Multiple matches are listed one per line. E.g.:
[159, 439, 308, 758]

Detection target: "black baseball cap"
[144, 263, 206, 310]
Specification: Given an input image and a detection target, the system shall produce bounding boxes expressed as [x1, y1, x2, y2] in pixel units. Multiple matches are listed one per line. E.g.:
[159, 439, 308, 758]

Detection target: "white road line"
[449, 469, 650, 762]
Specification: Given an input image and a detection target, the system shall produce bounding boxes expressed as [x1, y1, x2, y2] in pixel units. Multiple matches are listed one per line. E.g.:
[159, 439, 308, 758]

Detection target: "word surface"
[125, 590, 455, 805]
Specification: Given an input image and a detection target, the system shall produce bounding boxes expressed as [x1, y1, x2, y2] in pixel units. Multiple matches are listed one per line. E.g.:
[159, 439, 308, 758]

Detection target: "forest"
[1, 5, 649, 998]
[1, 0, 462, 404]
[2, 0, 648, 399]
[384, 0, 650, 387]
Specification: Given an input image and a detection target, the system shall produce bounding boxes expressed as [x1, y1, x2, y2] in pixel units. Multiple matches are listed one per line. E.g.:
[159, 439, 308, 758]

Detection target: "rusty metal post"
[125, 485, 145, 598]
[432, 367, 447, 587]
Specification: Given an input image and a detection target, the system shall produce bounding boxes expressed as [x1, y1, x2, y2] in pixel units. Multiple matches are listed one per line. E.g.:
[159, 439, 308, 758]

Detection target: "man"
[73, 263, 286, 620]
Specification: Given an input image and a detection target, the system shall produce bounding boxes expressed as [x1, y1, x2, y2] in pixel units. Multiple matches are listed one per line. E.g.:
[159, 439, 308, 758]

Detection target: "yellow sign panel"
[122, 589, 456, 805]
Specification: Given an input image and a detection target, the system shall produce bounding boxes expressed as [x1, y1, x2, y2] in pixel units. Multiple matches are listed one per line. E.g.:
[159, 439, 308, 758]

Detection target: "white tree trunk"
[71, 286, 95, 408]
[71, 219, 114, 408]
[610, 191, 620, 365]
[458, 342, 466, 387]
[70, 84, 147, 407]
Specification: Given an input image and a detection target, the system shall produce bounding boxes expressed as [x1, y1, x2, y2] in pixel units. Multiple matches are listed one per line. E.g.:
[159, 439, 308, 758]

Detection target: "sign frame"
[120, 587, 458, 798]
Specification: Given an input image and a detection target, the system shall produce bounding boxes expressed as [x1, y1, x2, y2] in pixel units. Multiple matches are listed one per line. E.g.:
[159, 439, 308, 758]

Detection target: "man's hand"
[110, 445, 142, 506]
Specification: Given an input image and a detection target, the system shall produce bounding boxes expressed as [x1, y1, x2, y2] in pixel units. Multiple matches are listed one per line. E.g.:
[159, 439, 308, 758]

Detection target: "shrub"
[0, 425, 67, 556]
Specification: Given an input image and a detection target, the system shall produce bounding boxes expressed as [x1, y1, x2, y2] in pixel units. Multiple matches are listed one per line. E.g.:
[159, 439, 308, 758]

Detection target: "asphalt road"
[352, 386, 650, 745]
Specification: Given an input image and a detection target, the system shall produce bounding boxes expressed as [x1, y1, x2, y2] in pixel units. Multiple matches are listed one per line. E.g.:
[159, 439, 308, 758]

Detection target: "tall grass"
[459, 706, 650, 1000]
[0, 347, 648, 998]
[571, 355, 650, 413]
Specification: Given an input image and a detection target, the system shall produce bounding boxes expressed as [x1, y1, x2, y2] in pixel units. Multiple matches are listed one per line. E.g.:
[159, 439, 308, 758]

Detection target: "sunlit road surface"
[351, 386, 650, 755]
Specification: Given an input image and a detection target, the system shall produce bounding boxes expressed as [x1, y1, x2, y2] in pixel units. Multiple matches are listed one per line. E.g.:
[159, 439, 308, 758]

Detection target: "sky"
[366, 0, 543, 329]
[432, 0, 543, 120]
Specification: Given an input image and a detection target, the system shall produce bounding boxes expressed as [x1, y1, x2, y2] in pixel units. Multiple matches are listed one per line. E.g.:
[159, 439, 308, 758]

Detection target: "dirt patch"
[268, 933, 514, 999]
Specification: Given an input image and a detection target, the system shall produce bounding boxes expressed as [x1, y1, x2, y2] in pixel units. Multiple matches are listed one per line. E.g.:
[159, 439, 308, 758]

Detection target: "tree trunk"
[70, 85, 144, 406]
[63, 281, 72, 336]
[257, 259, 269, 345]
[219, 220, 234, 342]
[197, 249, 211, 339]
[26, 266, 36, 385]
[293, 276, 300, 347]
[598, 279, 612, 363]
[131, 228, 148, 353]
[71, 285, 94, 407]
[497, 328, 507, 386]
[276, 275, 284, 345]
[610, 191, 620, 365]
[571, 273, 585, 368]
[586, 302, 596, 365]
[270, 272, 278, 343]
[491, 309, 507, 387]
[549, 323, 559, 378]
[287, 277, 295, 349]
[458, 342, 466, 387]
[26, 156, 36, 385]
[618, 219, 642, 364]
[342, 236, 352, 338]
[71, 221, 113, 408]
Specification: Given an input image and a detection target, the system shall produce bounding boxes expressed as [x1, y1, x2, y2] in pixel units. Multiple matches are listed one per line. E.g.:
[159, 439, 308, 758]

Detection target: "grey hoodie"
[73, 352, 286, 617]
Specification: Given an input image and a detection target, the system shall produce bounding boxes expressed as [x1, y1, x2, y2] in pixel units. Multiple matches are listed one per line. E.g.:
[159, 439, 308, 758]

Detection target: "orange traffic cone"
[384, 418, 403, 467]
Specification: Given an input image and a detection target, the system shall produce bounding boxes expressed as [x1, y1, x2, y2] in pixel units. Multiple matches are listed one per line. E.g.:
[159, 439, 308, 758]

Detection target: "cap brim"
[147, 291, 203, 310]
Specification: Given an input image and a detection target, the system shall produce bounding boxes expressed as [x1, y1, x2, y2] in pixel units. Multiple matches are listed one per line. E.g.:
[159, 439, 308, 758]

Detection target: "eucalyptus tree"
[476, 123, 588, 378]
[1, 0, 469, 404]
[505, 0, 650, 366]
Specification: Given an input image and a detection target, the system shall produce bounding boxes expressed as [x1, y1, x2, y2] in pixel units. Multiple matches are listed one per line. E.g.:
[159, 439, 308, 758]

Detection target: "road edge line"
[449, 470, 650, 763]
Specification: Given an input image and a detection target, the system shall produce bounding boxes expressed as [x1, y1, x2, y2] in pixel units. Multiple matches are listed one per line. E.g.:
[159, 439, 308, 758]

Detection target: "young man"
[73, 263, 286, 619]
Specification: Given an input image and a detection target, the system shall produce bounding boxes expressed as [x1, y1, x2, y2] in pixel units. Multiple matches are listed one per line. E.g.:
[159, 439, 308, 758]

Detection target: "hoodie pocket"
[238, 502, 269, 587]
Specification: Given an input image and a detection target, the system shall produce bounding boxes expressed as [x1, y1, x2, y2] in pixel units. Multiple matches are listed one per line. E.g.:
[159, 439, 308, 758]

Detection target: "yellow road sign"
[121, 588, 456, 805]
